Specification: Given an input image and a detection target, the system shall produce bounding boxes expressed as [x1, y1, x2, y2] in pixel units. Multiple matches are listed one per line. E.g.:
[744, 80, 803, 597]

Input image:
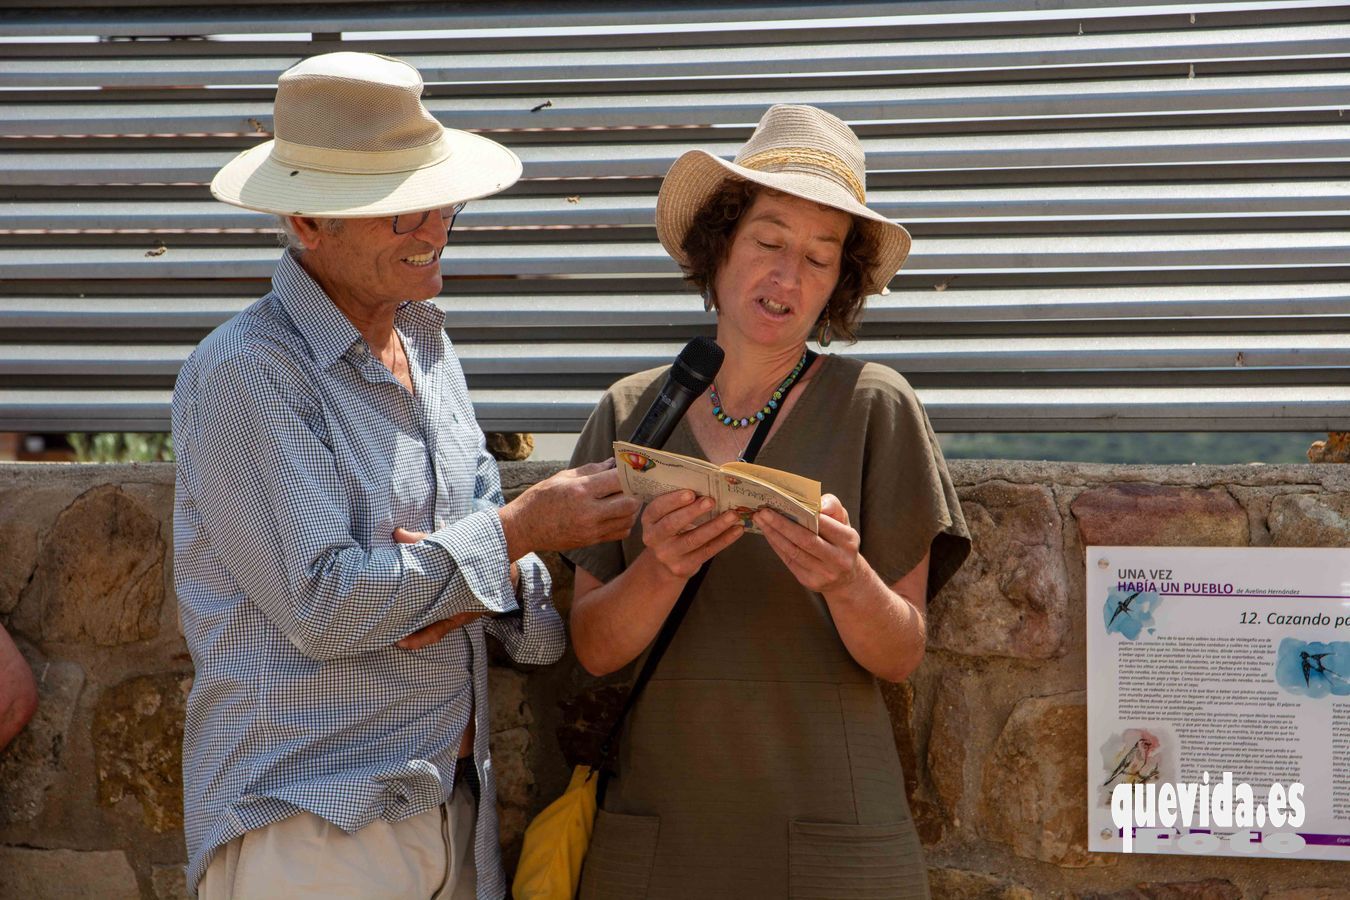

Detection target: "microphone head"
[668, 337, 724, 393]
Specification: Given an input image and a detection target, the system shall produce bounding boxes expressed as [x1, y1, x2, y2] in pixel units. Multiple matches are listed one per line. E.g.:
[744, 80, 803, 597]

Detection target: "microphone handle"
[627, 375, 704, 449]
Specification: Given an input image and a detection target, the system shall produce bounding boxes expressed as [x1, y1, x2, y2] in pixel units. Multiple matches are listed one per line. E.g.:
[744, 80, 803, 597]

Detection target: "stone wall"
[2, 460, 1349, 899]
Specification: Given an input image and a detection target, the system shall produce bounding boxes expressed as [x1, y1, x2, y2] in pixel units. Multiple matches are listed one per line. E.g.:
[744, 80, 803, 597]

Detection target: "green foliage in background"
[67, 432, 174, 463]
[938, 432, 1320, 465]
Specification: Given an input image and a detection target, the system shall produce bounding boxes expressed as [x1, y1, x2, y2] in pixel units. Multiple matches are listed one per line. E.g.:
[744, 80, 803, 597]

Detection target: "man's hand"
[497, 459, 641, 560]
[392, 527, 487, 650]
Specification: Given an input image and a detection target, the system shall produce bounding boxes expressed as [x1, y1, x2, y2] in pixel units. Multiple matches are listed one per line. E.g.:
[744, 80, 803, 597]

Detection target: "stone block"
[1268, 492, 1350, 547]
[497, 804, 529, 875]
[152, 864, 188, 900]
[927, 677, 971, 825]
[556, 683, 626, 770]
[488, 666, 532, 735]
[491, 725, 534, 810]
[1071, 484, 1247, 548]
[879, 680, 942, 845]
[979, 691, 1098, 867]
[497, 461, 563, 497]
[909, 796, 945, 849]
[537, 551, 574, 616]
[1264, 891, 1350, 900]
[486, 432, 535, 462]
[0, 645, 84, 825]
[927, 866, 1034, 900]
[18, 485, 165, 645]
[1080, 880, 1240, 900]
[0, 846, 139, 899]
[879, 680, 918, 798]
[0, 491, 42, 616]
[1307, 431, 1350, 463]
[931, 481, 1068, 659]
[93, 672, 191, 833]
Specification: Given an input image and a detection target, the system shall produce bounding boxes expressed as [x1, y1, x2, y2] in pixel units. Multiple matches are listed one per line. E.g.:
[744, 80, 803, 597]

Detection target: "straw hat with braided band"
[211, 52, 521, 217]
[655, 104, 910, 298]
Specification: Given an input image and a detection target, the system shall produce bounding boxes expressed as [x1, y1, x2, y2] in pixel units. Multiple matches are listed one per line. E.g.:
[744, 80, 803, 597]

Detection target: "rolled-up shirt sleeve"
[487, 552, 564, 664]
[459, 438, 565, 664]
[186, 350, 518, 661]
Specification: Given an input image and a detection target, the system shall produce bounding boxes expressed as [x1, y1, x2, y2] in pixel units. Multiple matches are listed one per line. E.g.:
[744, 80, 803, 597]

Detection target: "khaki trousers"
[199, 782, 477, 899]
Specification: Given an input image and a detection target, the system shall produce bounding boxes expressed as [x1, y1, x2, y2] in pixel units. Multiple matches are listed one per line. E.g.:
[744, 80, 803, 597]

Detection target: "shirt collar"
[272, 251, 364, 369]
[396, 294, 449, 340]
[271, 251, 449, 369]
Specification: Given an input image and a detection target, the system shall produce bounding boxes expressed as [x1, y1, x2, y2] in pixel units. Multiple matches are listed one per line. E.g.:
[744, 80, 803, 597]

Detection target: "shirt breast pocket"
[388, 429, 434, 530]
[433, 420, 487, 514]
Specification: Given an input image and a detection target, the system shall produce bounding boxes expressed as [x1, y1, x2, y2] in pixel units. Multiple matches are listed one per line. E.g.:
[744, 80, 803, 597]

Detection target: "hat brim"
[210, 127, 522, 217]
[655, 150, 911, 297]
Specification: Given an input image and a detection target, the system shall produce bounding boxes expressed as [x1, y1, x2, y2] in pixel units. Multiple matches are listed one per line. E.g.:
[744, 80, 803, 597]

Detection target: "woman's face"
[711, 190, 851, 353]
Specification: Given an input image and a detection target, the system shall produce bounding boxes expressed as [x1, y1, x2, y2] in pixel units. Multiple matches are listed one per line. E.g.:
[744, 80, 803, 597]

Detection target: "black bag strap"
[591, 349, 819, 787]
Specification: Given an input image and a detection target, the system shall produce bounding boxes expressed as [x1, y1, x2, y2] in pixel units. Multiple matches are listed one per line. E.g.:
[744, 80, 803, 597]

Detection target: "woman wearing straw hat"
[564, 105, 971, 897]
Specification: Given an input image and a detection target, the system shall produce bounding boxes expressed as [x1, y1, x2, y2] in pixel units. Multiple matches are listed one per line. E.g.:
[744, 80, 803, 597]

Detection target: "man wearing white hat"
[173, 52, 639, 899]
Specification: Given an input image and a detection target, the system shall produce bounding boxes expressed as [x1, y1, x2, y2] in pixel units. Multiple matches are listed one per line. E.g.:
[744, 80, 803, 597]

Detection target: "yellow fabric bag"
[512, 765, 598, 899]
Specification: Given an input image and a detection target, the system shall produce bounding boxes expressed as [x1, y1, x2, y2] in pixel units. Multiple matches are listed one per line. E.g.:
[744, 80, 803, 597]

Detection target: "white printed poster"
[1086, 546, 1350, 861]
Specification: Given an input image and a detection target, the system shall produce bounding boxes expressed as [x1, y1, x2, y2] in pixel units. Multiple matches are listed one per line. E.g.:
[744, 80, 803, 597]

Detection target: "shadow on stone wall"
[2, 461, 1350, 899]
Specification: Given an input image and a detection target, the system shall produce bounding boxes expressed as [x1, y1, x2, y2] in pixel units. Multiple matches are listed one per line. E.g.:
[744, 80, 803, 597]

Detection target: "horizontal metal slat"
[7, 124, 1349, 186]
[0, 294, 256, 330]
[10, 72, 1350, 137]
[0, 0, 1341, 38]
[4, 232, 1350, 280]
[5, 382, 1350, 433]
[4, 23, 1349, 89]
[7, 181, 1350, 233]
[4, 284, 1350, 334]
[870, 283, 1350, 323]
[0, 388, 175, 431]
[455, 335, 1350, 376]
[4, 333, 1349, 381]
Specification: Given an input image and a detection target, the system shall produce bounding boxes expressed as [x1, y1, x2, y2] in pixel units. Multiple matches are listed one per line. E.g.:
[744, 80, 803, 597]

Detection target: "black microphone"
[627, 337, 724, 449]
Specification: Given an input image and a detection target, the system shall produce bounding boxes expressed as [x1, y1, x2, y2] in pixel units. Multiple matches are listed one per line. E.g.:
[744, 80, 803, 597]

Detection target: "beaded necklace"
[708, 347, 809, 428]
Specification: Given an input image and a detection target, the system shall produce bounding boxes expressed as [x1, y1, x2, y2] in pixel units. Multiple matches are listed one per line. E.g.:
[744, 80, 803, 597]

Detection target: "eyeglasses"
[391, 202, 466, 236]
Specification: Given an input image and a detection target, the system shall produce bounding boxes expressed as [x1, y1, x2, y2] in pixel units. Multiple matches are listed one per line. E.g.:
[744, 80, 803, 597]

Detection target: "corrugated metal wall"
[3, 0, 1350, 432]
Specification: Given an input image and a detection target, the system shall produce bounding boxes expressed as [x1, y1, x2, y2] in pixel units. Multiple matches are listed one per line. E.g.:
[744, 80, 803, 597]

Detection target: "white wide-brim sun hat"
[211, 51, 522, 218]
[655, 104, 911, 297]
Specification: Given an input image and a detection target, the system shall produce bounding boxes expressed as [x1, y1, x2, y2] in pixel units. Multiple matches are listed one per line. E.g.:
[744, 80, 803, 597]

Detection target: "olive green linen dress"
[565, 354, 970, 899]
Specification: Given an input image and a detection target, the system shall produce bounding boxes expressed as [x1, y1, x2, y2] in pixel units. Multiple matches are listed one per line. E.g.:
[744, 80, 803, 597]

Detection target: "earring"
[703, 288, 715, 313]
[817, 318, 833, 347]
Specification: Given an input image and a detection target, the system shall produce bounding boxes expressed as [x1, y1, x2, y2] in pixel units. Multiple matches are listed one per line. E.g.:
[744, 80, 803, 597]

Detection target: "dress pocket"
[578, 809, 660, 900]
[788, 819, 928, 900]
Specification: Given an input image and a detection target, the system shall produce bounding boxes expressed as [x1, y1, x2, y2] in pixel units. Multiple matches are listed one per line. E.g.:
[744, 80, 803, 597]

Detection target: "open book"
[612, 440, 821, 535]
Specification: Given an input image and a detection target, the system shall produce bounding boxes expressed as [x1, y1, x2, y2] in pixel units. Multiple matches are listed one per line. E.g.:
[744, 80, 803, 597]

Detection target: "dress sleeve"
[856, 367, 970, 599]
[560, 389, 628, 584]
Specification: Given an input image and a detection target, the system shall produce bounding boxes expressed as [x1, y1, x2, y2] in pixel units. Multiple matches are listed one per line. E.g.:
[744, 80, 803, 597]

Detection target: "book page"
[721, 460, 820, 507]
[613, 442, 718, 524]
[714, 471, 819, 535]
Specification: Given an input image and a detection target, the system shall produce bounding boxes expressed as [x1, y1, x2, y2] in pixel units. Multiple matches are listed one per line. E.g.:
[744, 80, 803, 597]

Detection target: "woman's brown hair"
[677, 178, 880, 342]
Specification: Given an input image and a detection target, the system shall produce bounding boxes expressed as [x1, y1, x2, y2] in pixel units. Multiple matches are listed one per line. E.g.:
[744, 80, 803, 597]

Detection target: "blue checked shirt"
[172, 251, 564, 898]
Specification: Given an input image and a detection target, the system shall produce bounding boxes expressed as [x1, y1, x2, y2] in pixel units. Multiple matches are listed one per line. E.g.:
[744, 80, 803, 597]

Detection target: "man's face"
[298, 209, 451, 313]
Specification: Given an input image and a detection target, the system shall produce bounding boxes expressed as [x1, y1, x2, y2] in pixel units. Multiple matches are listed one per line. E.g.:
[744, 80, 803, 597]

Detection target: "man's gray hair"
[275, 216, 346, 253]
